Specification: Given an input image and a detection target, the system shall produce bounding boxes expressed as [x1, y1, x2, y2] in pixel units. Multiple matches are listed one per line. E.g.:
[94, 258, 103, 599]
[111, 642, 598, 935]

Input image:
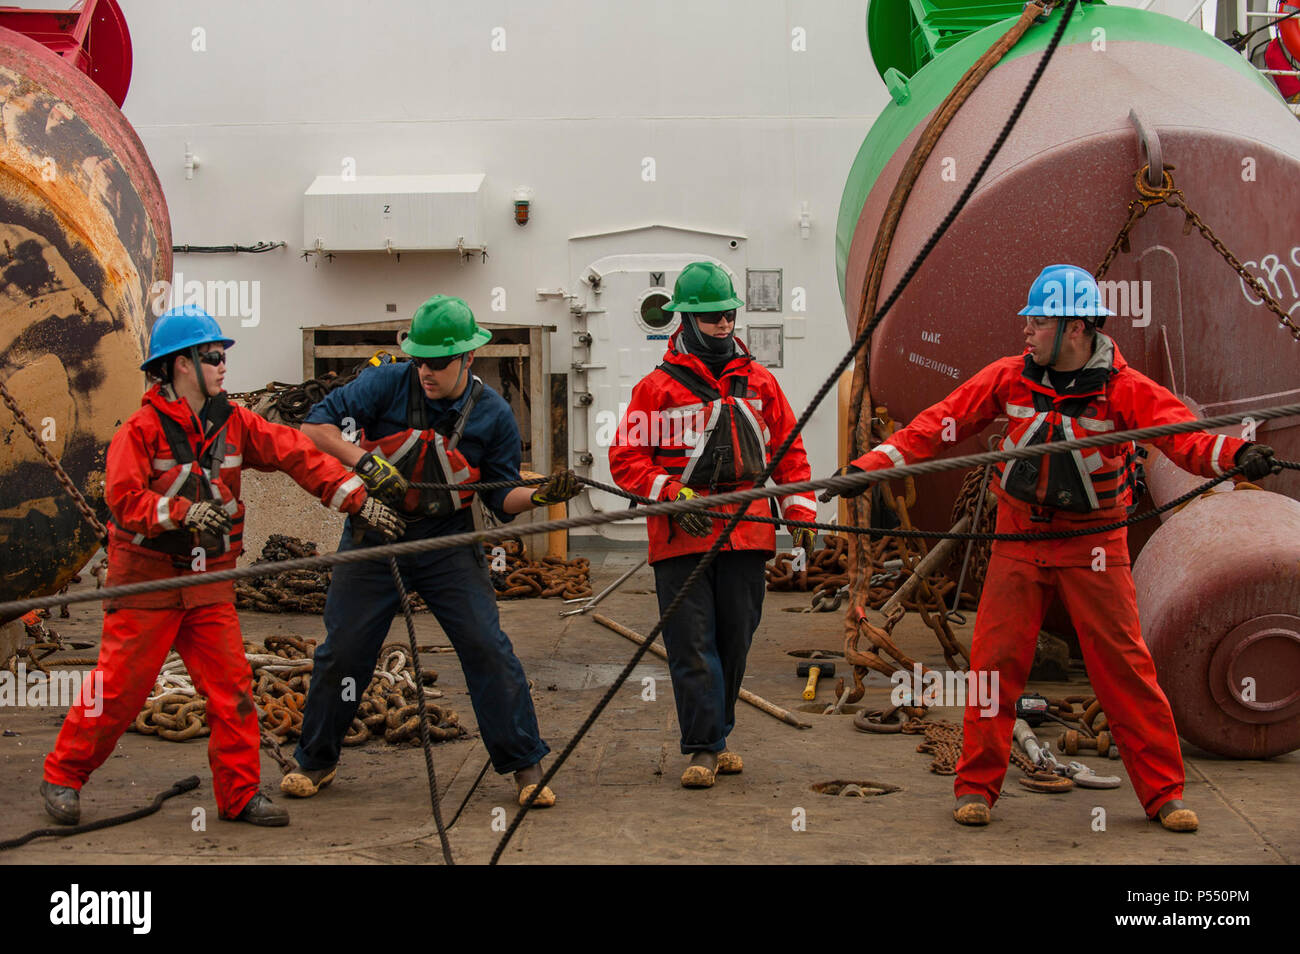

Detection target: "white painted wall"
[116, 0, 885, 497]
[108, 0, 1244, 527]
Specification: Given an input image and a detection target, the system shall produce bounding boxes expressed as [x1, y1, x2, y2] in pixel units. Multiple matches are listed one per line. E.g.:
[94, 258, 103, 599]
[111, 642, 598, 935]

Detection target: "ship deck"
[1, 561, 1295, 866]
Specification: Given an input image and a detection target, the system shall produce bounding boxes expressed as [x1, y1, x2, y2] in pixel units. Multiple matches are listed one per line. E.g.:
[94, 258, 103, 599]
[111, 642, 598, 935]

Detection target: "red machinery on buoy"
[0, 0, 132, 106]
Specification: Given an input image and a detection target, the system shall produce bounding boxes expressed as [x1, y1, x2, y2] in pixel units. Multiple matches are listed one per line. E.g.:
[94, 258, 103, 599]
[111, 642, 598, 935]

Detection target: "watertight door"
[574, 252, 742, 541]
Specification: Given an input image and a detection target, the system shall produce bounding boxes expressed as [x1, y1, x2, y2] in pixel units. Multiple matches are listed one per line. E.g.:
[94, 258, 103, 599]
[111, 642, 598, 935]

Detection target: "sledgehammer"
[797, 660, 835, 701]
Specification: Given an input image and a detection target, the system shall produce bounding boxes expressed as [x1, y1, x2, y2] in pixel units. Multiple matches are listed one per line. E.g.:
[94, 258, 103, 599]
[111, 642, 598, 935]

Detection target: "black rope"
[488, 0, 1084, 864]
[0, 777, 200, 851]
[387, 557, 455, 865]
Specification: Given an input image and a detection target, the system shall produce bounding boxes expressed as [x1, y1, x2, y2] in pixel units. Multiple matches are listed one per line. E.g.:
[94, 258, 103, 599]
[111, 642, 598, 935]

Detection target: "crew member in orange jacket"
[609, 262, 818, 788]
[40, 305, 403, 827]
[823, 265, 1277, 832]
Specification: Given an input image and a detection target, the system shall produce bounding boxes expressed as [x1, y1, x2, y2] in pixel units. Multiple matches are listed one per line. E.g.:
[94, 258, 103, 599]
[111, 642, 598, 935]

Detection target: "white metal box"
[302, 173, 486, 252]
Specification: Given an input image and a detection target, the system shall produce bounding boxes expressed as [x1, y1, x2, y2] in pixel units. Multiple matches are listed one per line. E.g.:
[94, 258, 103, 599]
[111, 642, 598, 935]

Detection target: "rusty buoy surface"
[1133, 489, 1300, 759]
[0, 26, 170, 617]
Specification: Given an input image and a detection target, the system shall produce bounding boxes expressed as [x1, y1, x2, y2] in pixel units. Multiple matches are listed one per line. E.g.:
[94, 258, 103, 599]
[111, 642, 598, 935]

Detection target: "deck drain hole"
[811, 779, 900, 798]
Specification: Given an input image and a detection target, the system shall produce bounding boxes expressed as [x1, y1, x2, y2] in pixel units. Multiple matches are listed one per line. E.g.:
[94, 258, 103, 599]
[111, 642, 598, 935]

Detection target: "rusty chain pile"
[345, 642, 466, 747]
[910, 718, 1080, 791]
[235, 535, 333, 613]
[488, 539, 592, 600]
[128, 634, 465, 748]
[910, 719, 963, 774]
[235, 535, 591, 612]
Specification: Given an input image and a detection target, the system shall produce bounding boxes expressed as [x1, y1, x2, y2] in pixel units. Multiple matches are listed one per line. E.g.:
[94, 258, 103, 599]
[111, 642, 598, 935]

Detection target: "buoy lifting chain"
[1095, 165, 1300, 342]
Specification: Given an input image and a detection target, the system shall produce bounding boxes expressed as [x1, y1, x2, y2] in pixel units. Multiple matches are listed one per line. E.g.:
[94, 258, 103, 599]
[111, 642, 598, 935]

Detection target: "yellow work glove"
[672, 487, 713, 538]
[792, 528, 816, 554]
[355, 451, 409, 508]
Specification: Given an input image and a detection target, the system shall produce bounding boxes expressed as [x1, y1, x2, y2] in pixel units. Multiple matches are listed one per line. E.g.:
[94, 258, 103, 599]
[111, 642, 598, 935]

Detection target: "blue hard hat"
[1018, 264, 1114, 319]
[141, 305, 235, 370]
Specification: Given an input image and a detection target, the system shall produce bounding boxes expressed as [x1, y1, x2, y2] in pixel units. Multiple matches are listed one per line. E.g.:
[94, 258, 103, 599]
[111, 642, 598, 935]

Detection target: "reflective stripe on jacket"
[357, 372, 483, 519]
[104, 384, 367, 609]
[609, 332, 817, 563]
[849, 335, 1246, 565]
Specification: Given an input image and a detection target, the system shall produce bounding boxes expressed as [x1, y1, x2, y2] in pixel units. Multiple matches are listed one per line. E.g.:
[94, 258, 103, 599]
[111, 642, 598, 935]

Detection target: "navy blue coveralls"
[293, 361, 549, 775]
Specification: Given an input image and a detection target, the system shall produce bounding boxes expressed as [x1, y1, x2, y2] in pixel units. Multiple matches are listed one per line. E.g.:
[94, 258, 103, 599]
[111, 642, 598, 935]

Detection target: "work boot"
[40, 780, 80, 825]
[279, 764, 337, 798]
[681, 752, 718, 789]
[515, 763, 556, 808]
[1155, 799, 1199, 832]
[231, 793, 289, 827]
[953, 794, 991, 826]
[716, 750, 743, 774]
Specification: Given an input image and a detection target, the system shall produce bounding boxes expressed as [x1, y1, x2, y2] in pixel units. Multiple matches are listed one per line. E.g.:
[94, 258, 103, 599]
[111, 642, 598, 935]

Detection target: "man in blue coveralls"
[281, 295, 579, 807]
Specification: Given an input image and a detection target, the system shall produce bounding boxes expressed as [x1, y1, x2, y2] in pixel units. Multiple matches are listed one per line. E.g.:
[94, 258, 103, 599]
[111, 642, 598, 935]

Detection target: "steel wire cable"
[420, 467, 1278, 541]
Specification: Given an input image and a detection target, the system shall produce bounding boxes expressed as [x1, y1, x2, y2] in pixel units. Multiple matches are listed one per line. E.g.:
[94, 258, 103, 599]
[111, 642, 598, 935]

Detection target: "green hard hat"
[662, 262, 744, 313]
[401, 295, 492, 358]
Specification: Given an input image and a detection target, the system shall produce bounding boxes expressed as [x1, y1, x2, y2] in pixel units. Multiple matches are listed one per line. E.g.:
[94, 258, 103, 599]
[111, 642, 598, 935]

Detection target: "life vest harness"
[360, 369, 484, 519]
[654, 359, 768, 491]
[996, 383, 1140, 520]
[121, 394, 237, 566]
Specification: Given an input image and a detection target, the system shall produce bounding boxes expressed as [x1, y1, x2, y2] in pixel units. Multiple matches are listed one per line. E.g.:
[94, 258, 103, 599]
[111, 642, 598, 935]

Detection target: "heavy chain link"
[0, 378, 107, 539]
[1096, 165, 1300, 342]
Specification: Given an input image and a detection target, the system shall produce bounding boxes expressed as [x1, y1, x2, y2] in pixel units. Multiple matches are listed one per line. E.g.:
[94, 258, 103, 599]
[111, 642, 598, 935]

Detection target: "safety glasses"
[196, 350, 227, 367]
[690, 309, 737, 325]
[413, 354, 458, 371]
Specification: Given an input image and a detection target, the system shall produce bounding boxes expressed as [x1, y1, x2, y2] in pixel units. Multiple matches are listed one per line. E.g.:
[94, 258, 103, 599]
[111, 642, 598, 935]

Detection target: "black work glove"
[530, 470, 581, 506]
[792, 528, 816, 554]
[1235, 444, 1277, 482]
[352, 496, 406, 543]
[355, 451, 409, 507]
[818, 464, 867, 502]
[672, 487, 713, 538]
[182, 500, 233, 535]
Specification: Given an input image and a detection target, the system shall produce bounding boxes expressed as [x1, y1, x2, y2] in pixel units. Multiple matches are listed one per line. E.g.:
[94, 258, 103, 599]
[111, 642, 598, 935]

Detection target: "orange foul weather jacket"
[608, 332, 817, 564]
[103, 384, 369, 608]
[849, 335, 1246, 566]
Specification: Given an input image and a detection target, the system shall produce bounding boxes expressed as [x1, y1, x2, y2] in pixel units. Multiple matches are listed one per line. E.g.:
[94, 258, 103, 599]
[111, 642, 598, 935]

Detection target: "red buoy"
[1133, 481, 1300, 759]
